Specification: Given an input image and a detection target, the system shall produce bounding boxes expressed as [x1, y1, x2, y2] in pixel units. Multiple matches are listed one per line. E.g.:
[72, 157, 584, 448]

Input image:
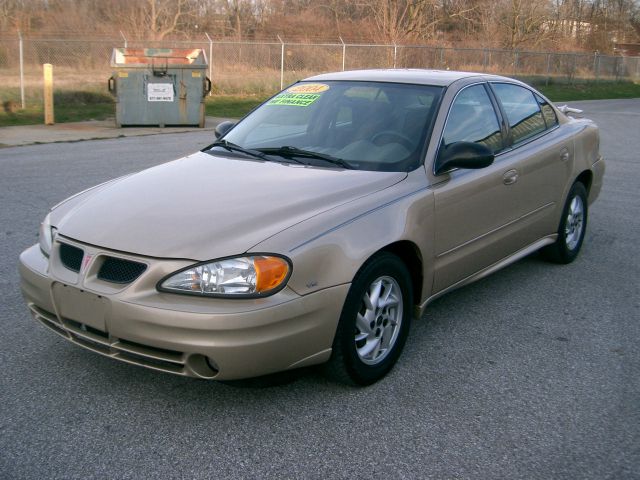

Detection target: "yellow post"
[43, 63, 54, 125]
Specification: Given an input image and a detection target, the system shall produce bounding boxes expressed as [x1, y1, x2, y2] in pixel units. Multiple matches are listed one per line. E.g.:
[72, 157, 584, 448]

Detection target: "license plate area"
[52, 283, 108, 332]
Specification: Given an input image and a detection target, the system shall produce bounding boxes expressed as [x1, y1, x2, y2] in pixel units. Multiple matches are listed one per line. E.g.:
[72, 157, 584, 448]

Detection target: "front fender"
[251, 168, 435, 303]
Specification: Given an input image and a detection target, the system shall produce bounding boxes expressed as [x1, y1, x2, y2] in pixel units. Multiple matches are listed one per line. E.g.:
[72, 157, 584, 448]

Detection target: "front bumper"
[19, 240, 349, 380]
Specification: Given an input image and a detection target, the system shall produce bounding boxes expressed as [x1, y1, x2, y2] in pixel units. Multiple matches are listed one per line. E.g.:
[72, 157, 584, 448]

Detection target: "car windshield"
[208, 80, 443, 172]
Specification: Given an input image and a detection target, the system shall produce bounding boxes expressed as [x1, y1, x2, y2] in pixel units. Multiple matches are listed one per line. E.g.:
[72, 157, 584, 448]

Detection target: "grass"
[536, 80, 640, 101]
[205, 94, 269, 118]
[0, 103, 114, 127]
[0, 89, 115, 127]
[0, 92, 269, 127]
[0, 80, 637, 127]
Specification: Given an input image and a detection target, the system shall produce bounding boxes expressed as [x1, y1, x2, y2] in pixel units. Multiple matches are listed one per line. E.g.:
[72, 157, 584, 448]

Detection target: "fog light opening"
[186, 354, 219, 379]
[206, 357, 219, 373]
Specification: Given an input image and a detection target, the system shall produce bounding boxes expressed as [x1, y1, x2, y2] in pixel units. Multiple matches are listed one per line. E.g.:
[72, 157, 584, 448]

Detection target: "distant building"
[615, 43, 640, 57]
[542, 20, 593, 37]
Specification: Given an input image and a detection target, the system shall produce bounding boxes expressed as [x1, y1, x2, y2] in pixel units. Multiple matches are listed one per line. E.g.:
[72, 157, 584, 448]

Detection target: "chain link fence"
[1, 34, 639, 107]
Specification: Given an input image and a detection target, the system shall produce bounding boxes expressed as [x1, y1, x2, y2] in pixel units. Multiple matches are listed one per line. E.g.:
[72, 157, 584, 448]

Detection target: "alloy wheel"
[354, 276, 403, 365]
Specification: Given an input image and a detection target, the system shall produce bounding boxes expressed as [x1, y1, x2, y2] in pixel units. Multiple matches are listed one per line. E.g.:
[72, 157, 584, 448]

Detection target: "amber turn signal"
[254, 256, 290, 293]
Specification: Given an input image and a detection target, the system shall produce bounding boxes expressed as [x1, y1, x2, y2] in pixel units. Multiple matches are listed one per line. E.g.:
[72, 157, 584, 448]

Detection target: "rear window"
[492, 83, 546, 145]
[536, 94, 559, 129]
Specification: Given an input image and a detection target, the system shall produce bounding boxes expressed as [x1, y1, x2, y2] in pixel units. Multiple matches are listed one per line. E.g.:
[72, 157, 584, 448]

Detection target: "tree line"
[1, 0, 639, 53]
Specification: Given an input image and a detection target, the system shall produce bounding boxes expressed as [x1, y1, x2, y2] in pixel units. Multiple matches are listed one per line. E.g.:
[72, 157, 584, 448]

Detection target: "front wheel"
[542, 181, 588, 264]
[326, 252, 413, 385]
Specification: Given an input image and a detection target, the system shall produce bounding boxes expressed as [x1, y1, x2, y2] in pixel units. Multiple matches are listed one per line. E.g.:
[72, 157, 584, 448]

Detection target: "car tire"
[326, 252, 413, 386]
[541, 181, 588, 264]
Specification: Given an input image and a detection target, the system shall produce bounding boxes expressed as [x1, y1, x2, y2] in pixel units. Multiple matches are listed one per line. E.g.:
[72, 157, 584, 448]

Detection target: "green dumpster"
[108, 48, 211, 127]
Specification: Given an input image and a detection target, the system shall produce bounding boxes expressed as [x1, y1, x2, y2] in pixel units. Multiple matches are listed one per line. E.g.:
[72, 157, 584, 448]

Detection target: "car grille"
[98, 257, 147, 284]
[59, 243, 83, 272]
[58, 242, 146, 285]
[27, 303, 189, 376]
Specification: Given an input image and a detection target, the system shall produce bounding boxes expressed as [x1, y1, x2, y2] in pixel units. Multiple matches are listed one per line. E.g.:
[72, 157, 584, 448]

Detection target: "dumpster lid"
[111, 48, 207, 67]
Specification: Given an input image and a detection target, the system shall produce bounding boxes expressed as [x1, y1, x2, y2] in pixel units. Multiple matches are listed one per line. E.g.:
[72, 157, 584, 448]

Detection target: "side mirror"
[214, 121, 236, 139]
[435, 141, 494, 175]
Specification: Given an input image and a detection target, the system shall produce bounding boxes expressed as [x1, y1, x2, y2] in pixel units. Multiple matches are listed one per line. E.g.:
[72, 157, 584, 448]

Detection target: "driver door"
[432, 83, 528, 293]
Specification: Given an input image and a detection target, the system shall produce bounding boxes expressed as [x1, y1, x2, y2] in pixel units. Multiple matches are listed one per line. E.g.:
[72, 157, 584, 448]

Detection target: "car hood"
[53, 151, 406, 260]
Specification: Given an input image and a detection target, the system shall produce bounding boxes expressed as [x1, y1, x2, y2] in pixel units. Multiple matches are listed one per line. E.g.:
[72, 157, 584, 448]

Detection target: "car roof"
[304, 69, 513, 87]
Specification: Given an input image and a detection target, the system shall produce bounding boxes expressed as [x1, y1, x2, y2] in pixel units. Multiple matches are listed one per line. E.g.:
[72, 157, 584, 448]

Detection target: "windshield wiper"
[255, 146, 353, 169]
[209, 140, 267, 161]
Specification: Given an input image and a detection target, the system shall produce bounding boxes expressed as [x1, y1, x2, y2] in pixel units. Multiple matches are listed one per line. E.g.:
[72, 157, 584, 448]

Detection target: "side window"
[492, 83, 546, 144]
[442, 84, 503, 154]
[535, 94, 558, 129]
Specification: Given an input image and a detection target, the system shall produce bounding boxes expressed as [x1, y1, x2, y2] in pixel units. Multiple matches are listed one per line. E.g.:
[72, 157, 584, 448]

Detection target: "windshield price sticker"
[268, 93, 321, 107]
[148, 83, 174, 102]
[287, 83, 330, 94]
[268, 83, 330, 107]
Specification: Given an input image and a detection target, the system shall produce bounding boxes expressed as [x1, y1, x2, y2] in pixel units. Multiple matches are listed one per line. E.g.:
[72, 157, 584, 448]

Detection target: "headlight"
[158, 255, 291, 298]
[38, 213, 57, 257]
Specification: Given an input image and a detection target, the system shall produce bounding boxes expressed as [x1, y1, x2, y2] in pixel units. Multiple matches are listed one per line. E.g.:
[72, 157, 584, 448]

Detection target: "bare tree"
[494, 0, 553, 49]
[0, 0, 45, 33]
[214, 0, 263, 40]
[360, 0, 443, 42]
[102, 0, 197, 40]
[0, 0, 637, 51]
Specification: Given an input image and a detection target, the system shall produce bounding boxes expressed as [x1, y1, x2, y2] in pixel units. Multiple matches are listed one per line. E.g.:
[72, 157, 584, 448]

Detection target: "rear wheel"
[326, 252, 413, 385]
[542, 181, 588, 264]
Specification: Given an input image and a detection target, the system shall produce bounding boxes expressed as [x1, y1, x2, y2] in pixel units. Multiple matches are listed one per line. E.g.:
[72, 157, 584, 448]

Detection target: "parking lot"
[1, 99, 638, 479]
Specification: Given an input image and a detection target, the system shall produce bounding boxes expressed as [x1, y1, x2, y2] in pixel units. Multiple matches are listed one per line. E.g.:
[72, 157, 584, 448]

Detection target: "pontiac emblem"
[81, 253, 93, 273]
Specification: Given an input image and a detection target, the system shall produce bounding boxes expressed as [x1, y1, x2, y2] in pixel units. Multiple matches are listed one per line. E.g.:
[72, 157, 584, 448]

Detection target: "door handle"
[503, 169, 519, 185]
[560, 148, 570, 162]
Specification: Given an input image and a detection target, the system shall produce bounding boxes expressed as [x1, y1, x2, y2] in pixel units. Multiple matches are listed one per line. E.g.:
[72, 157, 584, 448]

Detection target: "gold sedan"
[19, 70, 604, 385]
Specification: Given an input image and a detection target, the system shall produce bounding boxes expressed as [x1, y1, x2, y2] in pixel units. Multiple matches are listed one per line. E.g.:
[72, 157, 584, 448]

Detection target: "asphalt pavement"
[0, 99, 638, 479]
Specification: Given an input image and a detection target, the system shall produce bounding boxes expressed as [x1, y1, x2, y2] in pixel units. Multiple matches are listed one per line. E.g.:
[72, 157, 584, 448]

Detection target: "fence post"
[513, 50, 519, 74]
[546, 53, 551, 85]
[205, 32, 213, 96]
[393, 43, 397, 68]
[593, 52, 599, 80]
[339, 36, 346, 71]
[277, 35, 285, 91]
[483, 49, 488, 71]
[18, 30, 25, 109]
[43, 64, 54, 125]
[119, 30, 127, 48]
